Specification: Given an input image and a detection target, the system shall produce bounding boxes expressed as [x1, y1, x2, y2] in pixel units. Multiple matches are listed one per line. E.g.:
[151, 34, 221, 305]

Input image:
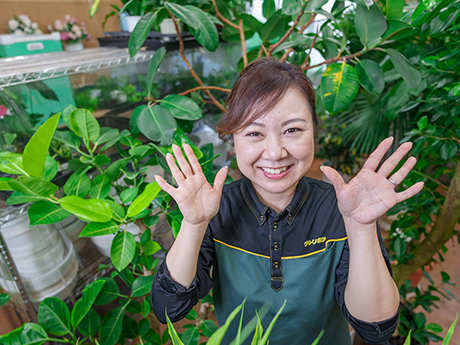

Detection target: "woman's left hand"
[321, 137, 424, 226]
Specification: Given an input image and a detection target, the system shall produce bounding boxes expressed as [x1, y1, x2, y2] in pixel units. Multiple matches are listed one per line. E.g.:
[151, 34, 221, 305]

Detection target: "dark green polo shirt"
[152, 176, 398, 345]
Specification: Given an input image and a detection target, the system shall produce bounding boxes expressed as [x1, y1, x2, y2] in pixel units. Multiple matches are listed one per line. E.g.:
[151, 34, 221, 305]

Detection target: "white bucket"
[91, 222, 140, 258]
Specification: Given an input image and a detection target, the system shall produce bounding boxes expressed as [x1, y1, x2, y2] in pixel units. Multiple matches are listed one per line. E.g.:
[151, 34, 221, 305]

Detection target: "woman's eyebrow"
[247, 118, 308, 128]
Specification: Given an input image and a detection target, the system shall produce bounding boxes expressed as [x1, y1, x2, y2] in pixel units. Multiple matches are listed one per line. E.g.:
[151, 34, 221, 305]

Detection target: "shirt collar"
[240, 175, 310, 225]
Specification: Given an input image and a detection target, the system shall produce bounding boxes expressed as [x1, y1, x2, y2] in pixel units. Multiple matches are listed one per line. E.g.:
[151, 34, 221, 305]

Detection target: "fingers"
[183, 144, 203, 175]
[377, 142, 413, 178]
[155, 174, 177, 196]
[362, 137, 394, 171]
[213, 166, 228, 192]
[172, 144, 193, 178]
[166, 151, 186, 184]
[387, 156, 417, 187]
[396, 182, 424, 203]
[320, 166, 346, 195]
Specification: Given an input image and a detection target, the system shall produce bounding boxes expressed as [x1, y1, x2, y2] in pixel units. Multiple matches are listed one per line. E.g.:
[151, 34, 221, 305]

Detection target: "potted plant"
[48, 15, 91, 51]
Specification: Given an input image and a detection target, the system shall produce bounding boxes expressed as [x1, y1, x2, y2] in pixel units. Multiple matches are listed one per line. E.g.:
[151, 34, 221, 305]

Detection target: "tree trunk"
[392, 163, 460, 288]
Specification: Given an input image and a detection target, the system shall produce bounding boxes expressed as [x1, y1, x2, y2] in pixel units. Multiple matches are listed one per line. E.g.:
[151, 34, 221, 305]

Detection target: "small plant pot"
[160, 18, 183, 40]
[125, 15, 142, 33]
[64, 42, 83, 51]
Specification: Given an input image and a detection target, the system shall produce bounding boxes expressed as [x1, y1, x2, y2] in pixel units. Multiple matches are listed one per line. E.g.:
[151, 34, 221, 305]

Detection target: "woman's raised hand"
[155, 143, 228, 228]
[321, 137, 424, 226]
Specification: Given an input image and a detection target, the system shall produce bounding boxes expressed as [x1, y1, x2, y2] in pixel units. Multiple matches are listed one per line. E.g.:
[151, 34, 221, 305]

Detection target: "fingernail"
[320, 166, 324, 172]
[389, 136, 394, 140]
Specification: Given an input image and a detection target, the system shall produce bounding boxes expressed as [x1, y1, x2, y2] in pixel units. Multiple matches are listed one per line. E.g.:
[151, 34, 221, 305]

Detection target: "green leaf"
[100, 306, 125, 345]
[282, 0, 300, 16]
[414, 312, 426, 329]
[28, 201, 70, 226]
[70, 109, 101, 143]
[321, 62, 359, 114]
[100, 129, 131, 152]
[164, 3, 199, 30]
[79, 309, 101, 337]
[417, 116, 428, 131]
[59, 196, 113, 223]
[23, 113, 60, 178]
[185, 5, 219, 52]
[20, 323, 48, 345]
[127, 182, 161, 218]
[129, 11, 161, 57]
[260, 15, 287, 43]
[111, 231, 136, 271]
[382, 20, 413, 41]
[182, 327, 200, 345]
[0, 152, 27, 175]
[129, 145, 154, 160]
[201, 320, 218, 338]
[105, 200, 126, 221]
[139, 318, 150, 335]
[0, 177, 13, 191]
[122, 315, 139, 339]
[386, 0, 404, 19]
[451, 84, 460, 96]
[403, 330, 412, 345]
[94, 277, 120, 306]
[62, 105, 77, 129]
[355, 60, 385, 95]
[251, 313, 263, 345]
[355, 3, 387, 47]
[166, 310, 185, 345]
[6, 192, 51, 205]
[425, 323, 443, 333]
[306, 0, 329, 11]
[89, 0, 102, 17]
[147, 47, 166, 99]
[80, 221, 120, 237]
[443, 315, 458, 345]
[139, 105, 177, 146]
[64, 169, 91, 198]
[141, 298, 152, 318]
[160, 94, 202, 120]
[259, 300, 286, 345]
[386, 48, 421, 89]
[89, 173, 112, 200]
[440, 142, 458, 160]
[310, 330, 325, 345]
[38, 297, 71, 336]
[0, 292, 11, 307]
[53, 130, 81, 150]
[43, 156, 58, 181]
[262, 0, 276, 19]
[207, 300, 245, 345]
[120, 298, 141, 313]
[94, 127, 120, 147]
[393, 236, 407, 258]
[71, 280, 106, 329]
[106, 158, 130, 181]
[121, 187, 139, 204]
[240, 14, 262, 32]
[441, 271, 451, 283]
[130, 105, 145, 138]
[131, 276, 154, 297]
[144, 241, 162, 256]
[8, 176, 58, 199]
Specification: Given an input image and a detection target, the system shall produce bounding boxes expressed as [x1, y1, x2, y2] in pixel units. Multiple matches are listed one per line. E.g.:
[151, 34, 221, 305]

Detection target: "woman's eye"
[246, 132, 261, 137]
[285, 128, 301, 134]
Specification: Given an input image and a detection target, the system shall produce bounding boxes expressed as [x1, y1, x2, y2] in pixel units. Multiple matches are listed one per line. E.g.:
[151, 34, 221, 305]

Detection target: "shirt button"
[273, 223, 278, 230]
[273, 262, 279, 269]
[273, 242, 279, 250]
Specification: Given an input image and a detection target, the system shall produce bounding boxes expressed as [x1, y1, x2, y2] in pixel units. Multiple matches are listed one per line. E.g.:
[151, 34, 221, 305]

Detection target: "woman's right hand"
[155, 143, 228, 229]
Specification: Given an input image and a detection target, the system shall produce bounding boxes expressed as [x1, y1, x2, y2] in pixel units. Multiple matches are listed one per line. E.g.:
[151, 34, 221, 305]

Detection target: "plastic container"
[0, 32, 63, 57]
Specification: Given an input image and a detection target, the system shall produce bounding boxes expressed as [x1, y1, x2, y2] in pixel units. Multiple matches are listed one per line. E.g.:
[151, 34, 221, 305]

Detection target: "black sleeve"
[335, 226, 400, 344]
[151, 227, 215, 324]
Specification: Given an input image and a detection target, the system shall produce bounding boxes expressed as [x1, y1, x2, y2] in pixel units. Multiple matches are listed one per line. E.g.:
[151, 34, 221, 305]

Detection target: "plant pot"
[125, 15, 142, 33]
[64, 42, 83, 51]
[160, 19, 183, 40]
[91, 222, 141, 258]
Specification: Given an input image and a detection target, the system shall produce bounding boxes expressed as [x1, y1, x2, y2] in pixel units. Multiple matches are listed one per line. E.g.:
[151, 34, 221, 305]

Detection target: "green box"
[0, 32, 63, 57]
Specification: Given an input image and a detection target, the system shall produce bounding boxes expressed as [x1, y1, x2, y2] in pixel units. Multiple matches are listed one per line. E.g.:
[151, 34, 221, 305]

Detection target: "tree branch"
[268, 2, 307, 56]
[392, 163, 460, 288]
[179, 86, 231, 96]
[298, 13, 317, 34]
[303, 51, 363, 70]
[239, 20, 248, 67]
[280, 48, 295, 63]
[167, 9, 226, 113]
[211, 0, 239, 29]
[301, 30, 319, 70]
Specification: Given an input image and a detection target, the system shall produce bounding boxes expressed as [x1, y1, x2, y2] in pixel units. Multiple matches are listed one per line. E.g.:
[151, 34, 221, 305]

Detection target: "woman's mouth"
[261, 166, 289, 175]
[259, 166, 292, 179]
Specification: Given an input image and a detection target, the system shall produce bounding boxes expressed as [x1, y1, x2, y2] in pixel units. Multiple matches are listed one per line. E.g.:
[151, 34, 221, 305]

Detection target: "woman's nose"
[262, 136, 288, 160]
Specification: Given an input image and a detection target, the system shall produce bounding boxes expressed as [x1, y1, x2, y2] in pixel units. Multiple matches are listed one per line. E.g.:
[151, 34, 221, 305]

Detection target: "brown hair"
[217, 57, 318, 140]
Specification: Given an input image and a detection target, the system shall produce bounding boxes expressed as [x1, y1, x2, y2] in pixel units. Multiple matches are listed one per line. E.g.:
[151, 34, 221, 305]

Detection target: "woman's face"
[233, 87, 315, 205]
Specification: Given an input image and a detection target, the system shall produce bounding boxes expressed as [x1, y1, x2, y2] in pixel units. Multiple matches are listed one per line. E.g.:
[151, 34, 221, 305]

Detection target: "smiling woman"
[151, 58, 423, 345]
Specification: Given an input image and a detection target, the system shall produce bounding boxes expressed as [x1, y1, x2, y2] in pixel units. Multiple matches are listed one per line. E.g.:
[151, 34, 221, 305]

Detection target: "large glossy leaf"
[282, 0, 300, 16]
[23, 113, 60, 178]
[106, 158, 130, 181]
[382, 20, 413, 41]
[321, 62, 359, 114]
[207, 301, 245, 345]
[120, 187, 138, 204]
[258, 300, 286, 345]
[71, 280, 106, 329]
[0, 177, 13, 191]
[355, 60, 385, 94]
[64, 169, 91, 198]
[79, 309, 100, 337]
[69, 109, 101, 143]
[306, 0, 329, 11]
[127, 182, 161, 218]
[94, 127, 119, 147]
[144, 240, 162, 256]
[38, 297, 71, 336]
[130, 105, 146, 138]
[8, 176, 58, 199]
[122, 315, 139, 339]
[164, 2, 199, 30]
[239, 14, 262, 32]
[184, 5, 219, 52]
[100, 129, 131, 152]
[80, 221, 120, 237]
[61, 105, 77, 129]
[88, 173, 111, 200]
[53, 130, 81, 150]
[0, 152, 27, 175]
[260, 15, 287, 43]
[262, 0, 276, 19]
[201, 320, 218, 338]
[138, 105, 177, 146]
[20, 323, 48, 345]
[386, 48, 421, 88]
[94, 277, 120, 306]
[43, 156, 58, 181]
[147, 48, 166, 99]
[160, 94, 202, 120]
[355, 3, 387, 47]
[28, 201, 70, 226]
[111, 231, 136, 272]
[6, 192, 52, 205]
[100, 307, 125, 345]
[182, 328, 200, 345]
[131, 276, 154, 297]
[386, 0, 404, 19]
[105, 200, 126, 221]
[166, 311, 185, 345]
[59, 196, 112, 223]
[129, 11, 161, 57]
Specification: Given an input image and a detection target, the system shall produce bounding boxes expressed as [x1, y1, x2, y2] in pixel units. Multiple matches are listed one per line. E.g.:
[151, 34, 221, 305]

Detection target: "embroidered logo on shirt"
[304, 237, 326, 247]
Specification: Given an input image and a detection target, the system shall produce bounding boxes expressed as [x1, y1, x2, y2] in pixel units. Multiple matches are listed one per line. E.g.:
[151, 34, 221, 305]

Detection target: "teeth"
[261, 167, 288, 175]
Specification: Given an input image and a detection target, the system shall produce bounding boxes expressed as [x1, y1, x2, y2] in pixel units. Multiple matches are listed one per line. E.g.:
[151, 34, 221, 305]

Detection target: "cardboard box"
[0, 32, 63, 57]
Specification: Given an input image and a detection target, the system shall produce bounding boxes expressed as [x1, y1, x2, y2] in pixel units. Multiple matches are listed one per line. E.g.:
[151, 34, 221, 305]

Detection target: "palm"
[155, 144, 228, 226]
[322, 138, 424, 226]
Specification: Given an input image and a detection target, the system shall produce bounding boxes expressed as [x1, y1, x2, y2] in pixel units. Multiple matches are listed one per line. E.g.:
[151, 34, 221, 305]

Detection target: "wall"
[0, 0, 122, 48]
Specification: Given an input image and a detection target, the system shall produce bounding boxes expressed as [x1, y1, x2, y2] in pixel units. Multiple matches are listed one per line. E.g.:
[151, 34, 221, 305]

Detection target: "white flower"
[54, 19, 63, 31]
[31, 22, 39, 29]
[17, 14, 32, 26]
[65, 14, 71, 22]
[34, 29, 43, 34]
[71, 24, 82, 37]
[68, 32, 77, 40]
[13, 30, 24, 35]
[7, 19, 19, 30]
